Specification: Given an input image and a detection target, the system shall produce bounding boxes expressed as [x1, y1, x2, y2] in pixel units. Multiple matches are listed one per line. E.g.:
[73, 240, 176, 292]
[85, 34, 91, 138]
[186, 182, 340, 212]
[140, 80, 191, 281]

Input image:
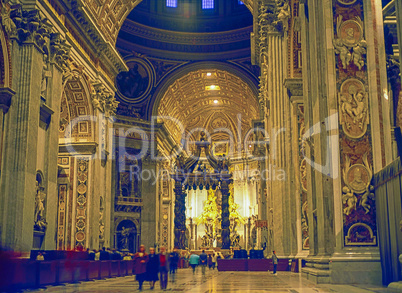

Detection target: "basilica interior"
[0, 0, 402, 289]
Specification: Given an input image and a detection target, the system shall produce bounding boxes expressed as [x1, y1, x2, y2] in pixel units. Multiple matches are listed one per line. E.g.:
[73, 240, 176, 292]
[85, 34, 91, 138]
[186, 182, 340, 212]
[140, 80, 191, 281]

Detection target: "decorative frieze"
[75, 158, 89, 248]
[332, 0, 377, 246]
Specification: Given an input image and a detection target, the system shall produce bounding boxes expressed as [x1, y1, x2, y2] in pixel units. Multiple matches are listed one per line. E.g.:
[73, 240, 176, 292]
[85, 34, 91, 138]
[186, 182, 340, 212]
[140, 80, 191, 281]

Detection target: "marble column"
[141, 157, 158, 249]
[0, 38, 45, 252]
[41, 46, 65, 250]
[221, 179, 230, 249]
[299, 0, 389, 285]
[173, 179, 186, 249]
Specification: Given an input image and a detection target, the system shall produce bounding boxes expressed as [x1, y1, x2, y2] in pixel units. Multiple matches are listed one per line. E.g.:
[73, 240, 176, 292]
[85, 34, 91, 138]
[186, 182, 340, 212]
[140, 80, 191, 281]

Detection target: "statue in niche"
[34, 182, 47, 231]
[119, 226, 134, 250]
[342, 186, 357, 216]
[41, 55, 52, 98]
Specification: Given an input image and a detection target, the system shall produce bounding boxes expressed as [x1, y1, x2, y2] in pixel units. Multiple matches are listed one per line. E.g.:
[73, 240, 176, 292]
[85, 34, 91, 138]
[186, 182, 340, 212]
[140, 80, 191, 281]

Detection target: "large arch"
[149, 61, 260, 119]
[151, 61, 260, 156]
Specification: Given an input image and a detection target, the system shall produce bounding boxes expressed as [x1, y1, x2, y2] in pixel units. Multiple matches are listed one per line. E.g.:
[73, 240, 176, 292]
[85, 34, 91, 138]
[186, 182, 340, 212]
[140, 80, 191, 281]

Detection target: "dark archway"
[116, 219, 138, 253]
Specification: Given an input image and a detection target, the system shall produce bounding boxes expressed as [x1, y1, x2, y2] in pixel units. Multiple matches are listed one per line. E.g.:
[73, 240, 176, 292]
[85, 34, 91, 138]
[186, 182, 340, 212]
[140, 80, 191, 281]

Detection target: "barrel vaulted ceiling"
[157, 68, 260, 149]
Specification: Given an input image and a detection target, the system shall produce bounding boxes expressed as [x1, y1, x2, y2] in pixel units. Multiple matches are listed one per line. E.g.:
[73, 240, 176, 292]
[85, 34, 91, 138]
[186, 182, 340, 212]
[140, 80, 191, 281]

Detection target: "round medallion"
[338, 0, 357, 5]
[339, 20, 363, 47]
[346, 164, 370, 193]
[77, 183, 87, 195]
[76, 231, 85, 241]
[116, 59, 153, 104]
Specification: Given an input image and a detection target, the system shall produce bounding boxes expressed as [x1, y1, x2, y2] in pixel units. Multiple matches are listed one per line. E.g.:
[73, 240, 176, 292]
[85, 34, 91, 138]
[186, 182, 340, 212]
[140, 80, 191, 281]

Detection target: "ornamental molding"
[91, 79, 119, 117]
[121, 20, 253, 45]
[254, 0, 290, 65]
[284, 78, 303, 97]
[61, 1, 127, 74]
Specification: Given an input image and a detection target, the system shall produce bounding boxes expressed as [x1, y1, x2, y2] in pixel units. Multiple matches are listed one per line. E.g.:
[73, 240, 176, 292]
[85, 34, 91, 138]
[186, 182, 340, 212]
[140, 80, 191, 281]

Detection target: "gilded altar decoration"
[197, 189, 221, 248]
[333, 16, 367, 70]
[338, 78, 369, 139]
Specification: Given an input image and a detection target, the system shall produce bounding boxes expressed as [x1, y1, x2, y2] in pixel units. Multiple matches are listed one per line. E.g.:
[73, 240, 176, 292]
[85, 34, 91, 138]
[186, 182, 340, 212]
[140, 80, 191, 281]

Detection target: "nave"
[26, 270, 388, 293]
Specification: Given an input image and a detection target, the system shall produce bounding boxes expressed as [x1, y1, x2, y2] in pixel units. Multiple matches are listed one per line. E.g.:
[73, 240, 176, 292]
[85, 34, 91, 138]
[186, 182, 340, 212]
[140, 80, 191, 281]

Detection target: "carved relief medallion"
[338, 78, 369, 139]
[339, 19, 363, 48]
[342, 154, 372, 194]
[116, 59, 153, 104]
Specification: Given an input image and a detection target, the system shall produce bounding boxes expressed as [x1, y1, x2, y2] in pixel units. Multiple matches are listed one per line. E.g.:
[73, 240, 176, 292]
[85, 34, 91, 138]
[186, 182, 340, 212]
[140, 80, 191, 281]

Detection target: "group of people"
[132, 245, 179, 291]
[188, 250, 223, 275]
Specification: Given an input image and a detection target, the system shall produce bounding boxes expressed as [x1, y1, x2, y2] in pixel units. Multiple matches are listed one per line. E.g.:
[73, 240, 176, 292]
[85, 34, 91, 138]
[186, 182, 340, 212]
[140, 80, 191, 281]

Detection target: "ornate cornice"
[121, 20, 253, 45]
[64, 0, 127, 75]
[0, 86, 15, 113]
[284, 78, 303, 97]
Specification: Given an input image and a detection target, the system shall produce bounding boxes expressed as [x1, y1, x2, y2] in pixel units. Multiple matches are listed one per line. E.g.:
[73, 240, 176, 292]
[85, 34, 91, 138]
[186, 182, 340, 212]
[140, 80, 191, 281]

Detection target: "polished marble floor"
[25, 268, 389, 293]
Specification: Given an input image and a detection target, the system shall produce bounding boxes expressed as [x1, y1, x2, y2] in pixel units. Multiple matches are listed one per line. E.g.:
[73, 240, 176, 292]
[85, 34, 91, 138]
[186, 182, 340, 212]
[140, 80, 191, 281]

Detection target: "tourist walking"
[189, 252, 199, 274]
[199, 250, 208, 276]
[159, 246, 169, 290]
[208, 253, 213, 269]
[211, 252, 217, 269]
[272, 250, 278, 275]
[133, 245, 148, 291]
[169, 248, 179, 274]
[146, 247, 159, 290]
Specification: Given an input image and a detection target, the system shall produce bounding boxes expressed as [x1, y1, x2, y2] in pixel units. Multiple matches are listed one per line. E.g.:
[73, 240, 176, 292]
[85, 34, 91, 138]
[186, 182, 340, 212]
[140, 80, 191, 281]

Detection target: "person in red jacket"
[159, 246, 169, 289]
[133, 245, 148, 291]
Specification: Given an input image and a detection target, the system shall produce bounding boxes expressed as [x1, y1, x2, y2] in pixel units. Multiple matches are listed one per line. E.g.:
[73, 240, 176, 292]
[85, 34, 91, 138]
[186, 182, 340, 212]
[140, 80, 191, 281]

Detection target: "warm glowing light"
[214, 100, 219, 104]
[384, 89, 389, 100]
[206, 72, 212, 76]
[206, 85, 220, 90]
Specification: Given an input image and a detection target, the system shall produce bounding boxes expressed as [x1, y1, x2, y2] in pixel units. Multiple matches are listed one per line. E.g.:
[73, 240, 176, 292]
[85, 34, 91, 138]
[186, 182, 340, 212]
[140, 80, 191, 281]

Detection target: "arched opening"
[116, 219, 138, 253]
[56, 76, 95, 250]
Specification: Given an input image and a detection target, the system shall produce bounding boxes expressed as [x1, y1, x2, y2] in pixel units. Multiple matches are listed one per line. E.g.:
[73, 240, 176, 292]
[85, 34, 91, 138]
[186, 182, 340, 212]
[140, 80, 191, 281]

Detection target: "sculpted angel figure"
[360, 185, 375, 214]
[342, 186, 357, 216]
[334, 38, 352, 68]
[352, 40, 367, 70]
[352, 91, 367, 127]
